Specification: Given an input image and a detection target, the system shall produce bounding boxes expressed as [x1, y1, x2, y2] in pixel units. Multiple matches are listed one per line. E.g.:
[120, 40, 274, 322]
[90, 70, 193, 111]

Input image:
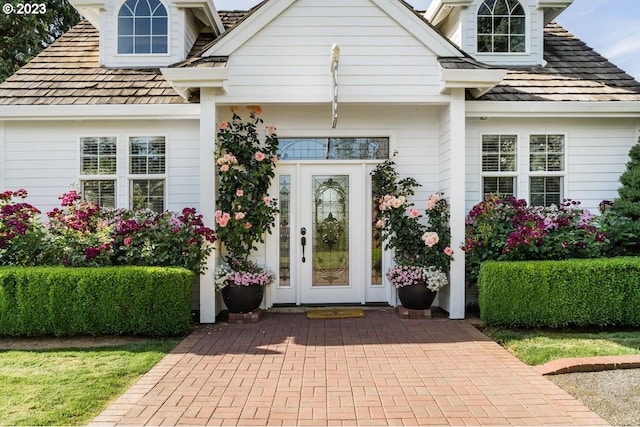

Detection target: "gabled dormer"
[426, 0, 573, 66]
[69, 0, 225, 68]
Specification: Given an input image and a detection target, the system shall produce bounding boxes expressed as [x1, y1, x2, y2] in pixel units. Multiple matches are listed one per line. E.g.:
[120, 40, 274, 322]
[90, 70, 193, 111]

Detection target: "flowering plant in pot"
[371, 158, 453, 309]
[214, 106, 278, 313]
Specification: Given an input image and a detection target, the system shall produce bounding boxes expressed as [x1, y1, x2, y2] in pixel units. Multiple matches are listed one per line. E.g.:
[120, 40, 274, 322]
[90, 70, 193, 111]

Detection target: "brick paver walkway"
[92, 310, 607, 426]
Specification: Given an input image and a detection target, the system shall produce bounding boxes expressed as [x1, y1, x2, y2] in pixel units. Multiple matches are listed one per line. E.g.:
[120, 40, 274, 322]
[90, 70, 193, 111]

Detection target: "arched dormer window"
[477, 0, 525, 53]
[118, 0, 168, 54]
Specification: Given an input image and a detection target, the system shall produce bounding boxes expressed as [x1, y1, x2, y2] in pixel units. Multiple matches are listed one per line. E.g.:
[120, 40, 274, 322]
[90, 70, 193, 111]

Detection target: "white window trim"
[527, 133, 568, 206]
[126, 134, 168, 211]
[78, 136, 119, 208]
[116, 0, 171, 57]
[479, 132, 519, 199]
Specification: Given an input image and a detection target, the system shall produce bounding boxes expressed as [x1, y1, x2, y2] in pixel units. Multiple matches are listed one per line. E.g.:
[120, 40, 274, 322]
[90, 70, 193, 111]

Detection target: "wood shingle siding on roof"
[0, 21, 185, 105]
[478, 23, 640, 102]
[1, 8, 640, 105]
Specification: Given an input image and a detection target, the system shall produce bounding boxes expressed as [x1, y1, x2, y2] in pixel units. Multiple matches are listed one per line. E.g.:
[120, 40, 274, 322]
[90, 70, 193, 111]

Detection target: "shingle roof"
[0, 11, 245, 106]
[1, 10, 639, 106]
[477, 23, 640, 101]
[0, 20, 184, 105]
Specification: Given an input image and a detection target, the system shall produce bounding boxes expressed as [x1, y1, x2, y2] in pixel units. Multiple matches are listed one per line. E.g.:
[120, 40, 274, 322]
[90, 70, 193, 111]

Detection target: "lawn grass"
[483, 328, 640, 366]
[0, 339, 180, 426]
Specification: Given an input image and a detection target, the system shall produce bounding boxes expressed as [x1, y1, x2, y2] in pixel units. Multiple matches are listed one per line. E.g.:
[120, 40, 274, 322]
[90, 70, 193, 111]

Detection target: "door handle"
[301, 227, 307, 263]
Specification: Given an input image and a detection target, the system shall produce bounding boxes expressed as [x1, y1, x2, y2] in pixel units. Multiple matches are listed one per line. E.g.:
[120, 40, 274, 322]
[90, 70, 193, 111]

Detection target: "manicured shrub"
[479, 258, 640, 328]
[0, 266, 194, 337]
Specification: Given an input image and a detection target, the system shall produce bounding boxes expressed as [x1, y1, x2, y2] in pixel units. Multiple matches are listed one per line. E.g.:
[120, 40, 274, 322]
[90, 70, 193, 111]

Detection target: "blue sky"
[213, 0, 640, 81]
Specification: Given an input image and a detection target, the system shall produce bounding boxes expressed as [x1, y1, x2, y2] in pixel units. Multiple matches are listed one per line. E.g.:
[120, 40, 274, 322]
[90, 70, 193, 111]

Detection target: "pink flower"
[215, 212, 231, 227]
[426, 194, 440, 210]
[375, 219, 386, 228]
[235, 212, 246, 220]
[254, 151, 266, 162]
[409, 209, 419, 218]
[215, 210, 222, 219]
[422, 231, 439, 247]
[263, 196, 271, 204]
[220, 121, 228, 130]
[236, 189, 244, 197]
[124, 237, 133, 246]
[220, 164, 229, 172]
[247, 105, 263, 115]
[245, 222, 252, 229]
[444, 247, 453, 256]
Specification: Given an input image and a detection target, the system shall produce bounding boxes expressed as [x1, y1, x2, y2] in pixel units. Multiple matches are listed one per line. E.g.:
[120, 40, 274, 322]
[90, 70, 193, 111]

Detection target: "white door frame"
[266, 161, 390, 306]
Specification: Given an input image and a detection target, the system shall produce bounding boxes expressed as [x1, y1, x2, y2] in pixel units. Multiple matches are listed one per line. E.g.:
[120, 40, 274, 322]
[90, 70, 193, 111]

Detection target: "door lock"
[301, 227, 307, 263]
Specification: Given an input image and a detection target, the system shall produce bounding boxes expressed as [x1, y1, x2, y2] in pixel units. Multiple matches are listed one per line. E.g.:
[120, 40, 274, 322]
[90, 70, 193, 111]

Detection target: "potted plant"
[371, 158, 453, 310]
[214, 106, 279, 313]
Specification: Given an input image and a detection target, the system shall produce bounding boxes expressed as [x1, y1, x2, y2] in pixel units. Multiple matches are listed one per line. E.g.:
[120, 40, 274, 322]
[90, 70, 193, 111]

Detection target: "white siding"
[3, 119, 200, 213]
[184, 10, 199, 58]
[465, 117, 637, 212]
[217, 0, 445, 104]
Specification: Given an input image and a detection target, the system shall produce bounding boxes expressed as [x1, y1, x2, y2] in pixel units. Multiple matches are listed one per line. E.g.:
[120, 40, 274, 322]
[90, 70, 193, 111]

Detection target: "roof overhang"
[466, 100, 640, 118]
[173, 0, 225, 35]
[68, 0, 106, 29]
[426, 0, 574, 27]
[537, 0, 574, 25]
[425, 0, 473, 27]
[440, 68, 507, 98]
[160, 67, 229, 100]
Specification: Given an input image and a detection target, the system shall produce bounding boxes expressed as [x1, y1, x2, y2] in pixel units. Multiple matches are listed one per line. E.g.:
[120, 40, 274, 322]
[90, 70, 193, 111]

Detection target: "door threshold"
[269, 303, 392, 313]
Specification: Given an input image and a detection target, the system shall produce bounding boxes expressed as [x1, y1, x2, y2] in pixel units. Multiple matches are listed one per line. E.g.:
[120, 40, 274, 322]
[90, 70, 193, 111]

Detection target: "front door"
[270, 164, 370, 304]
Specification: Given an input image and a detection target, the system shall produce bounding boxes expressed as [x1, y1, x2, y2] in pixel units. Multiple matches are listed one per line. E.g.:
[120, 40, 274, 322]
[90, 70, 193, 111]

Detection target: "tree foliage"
[0, 0, 80, 82]
[615, 139, 640, 220]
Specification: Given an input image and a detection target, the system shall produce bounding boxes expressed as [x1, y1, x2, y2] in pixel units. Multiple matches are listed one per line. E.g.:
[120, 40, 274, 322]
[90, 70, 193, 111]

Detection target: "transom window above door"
[277, 137, 389, 160]
[118, 0, 168, 54]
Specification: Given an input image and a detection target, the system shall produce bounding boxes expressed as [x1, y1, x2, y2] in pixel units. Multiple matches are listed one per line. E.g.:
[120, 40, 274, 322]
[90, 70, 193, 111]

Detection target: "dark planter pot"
[221, 283, 264, 313]
[397, 281, 437, 310]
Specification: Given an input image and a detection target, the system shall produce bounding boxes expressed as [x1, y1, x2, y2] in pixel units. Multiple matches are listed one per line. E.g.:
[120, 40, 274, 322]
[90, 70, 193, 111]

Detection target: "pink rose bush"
[371, 159, 452, 290]
[1, 189, 216, 272]
[215, 106, 279, 288]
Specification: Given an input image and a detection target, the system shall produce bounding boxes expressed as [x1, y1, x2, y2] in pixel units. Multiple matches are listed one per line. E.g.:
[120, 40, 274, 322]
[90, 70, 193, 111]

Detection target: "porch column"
[449, 88, 466, 319]
[199, 88, 217, 323]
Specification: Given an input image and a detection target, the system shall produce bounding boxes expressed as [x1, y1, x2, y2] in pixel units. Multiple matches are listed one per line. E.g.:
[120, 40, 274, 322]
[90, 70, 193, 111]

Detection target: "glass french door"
[272, 164, 367, 304]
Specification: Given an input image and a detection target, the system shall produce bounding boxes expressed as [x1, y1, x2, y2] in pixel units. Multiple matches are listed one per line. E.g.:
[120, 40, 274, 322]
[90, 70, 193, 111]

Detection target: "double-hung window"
[80, 137, 117, 208]
[129, 136, 166, 212]
[529, 134, 565, 207]
[481, 134, 517, 197]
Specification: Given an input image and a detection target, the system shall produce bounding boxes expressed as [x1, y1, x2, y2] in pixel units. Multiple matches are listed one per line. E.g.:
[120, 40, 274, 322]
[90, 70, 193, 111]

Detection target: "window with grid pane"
[80, 137, 117, 208]
[529, 135, 565, 207]
[481, 134, 517, 197]
[477, 0, 525, 53]
[118, 0, 168, 54]
[130, 136, 166, 211]
[530, 177, 562, 207]
[530, 134, 564, 172]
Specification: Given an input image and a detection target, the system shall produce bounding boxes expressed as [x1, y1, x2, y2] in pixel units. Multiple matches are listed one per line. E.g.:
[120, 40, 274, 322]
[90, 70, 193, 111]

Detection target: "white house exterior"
[1, 0, 639, 322]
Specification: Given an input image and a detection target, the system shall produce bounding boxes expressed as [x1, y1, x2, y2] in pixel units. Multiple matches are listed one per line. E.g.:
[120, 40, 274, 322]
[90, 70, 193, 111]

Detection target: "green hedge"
[0, 266, 194, 337]
[478, 257, 640, 328]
